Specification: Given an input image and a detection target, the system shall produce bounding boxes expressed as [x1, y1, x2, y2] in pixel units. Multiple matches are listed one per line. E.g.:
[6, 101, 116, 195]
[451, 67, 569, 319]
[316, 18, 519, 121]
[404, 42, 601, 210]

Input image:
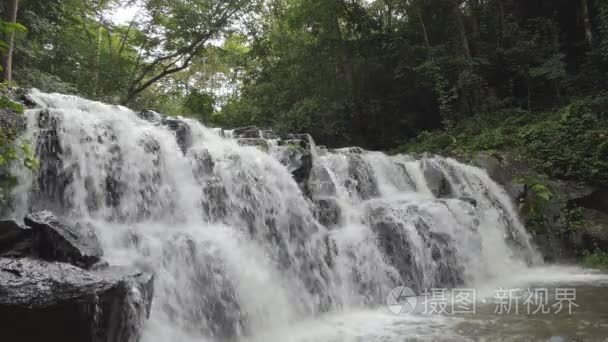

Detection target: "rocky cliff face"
[471, 152, 608, 262]
[0, 211, 154, 342]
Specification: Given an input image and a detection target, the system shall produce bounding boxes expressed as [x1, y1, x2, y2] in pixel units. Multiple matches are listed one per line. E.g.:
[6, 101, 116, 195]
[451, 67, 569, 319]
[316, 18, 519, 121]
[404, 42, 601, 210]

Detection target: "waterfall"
[11, 90, 542, 341]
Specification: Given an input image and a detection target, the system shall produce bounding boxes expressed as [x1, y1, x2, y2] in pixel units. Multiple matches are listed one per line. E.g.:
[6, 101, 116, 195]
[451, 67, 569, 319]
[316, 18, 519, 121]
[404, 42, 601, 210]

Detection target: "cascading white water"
[12, 90, 543, 341]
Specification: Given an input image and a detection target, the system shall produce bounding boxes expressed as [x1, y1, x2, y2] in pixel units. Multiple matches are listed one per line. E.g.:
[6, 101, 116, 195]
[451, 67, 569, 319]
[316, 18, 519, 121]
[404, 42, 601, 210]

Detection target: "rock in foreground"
[0, 210, 154, 342]
[24, 210, 103, 269]
[0, 258, 153, 342]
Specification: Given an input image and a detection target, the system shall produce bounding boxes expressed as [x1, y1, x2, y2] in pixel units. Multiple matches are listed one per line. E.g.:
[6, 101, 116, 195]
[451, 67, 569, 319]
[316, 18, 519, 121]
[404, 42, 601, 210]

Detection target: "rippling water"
[249, 266, 608, 342]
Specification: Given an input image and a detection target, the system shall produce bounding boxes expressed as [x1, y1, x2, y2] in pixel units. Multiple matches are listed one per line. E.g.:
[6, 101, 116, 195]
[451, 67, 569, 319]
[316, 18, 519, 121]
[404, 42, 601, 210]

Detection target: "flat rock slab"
[0, 258, 153, 342]
[24, 210, 103, 269]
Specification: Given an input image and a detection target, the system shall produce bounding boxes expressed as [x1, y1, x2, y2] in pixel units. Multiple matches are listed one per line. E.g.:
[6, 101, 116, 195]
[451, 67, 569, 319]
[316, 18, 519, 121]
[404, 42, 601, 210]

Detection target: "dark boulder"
[333, 147, 364, 154]
[12, 87, 37, 108]
[471, 152, 528, 201]
[313, 197, 341, 227]
[422, 159, 452, 198]
[136, 110, 192, 153]
[0, 220, 31, 257]
[367, 205, 464, 291]
[0, 258, 153, 342]
[572, 187, 608, 215]
[367, 208, 422, 291]
[232, 126, 261, 138]
[31, 109, 75, 214]
[308, 164, 336, 197]
[137, 109, 163, 122]
[459, 196, 478, 207]
[345, 154, 379, 200]
[470, 152, 608, 261]
[274, 141, 313, 193]
[160, 117, 192, 153]
[567, 209, 608, 253]
[24, 211, 103, 269]
[236, 138, 269, 151]
[260, 129, 279, 139]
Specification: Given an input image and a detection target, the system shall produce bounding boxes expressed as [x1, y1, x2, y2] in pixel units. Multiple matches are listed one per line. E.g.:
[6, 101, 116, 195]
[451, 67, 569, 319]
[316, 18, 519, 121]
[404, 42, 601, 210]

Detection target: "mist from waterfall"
[11, 90, 543, 341]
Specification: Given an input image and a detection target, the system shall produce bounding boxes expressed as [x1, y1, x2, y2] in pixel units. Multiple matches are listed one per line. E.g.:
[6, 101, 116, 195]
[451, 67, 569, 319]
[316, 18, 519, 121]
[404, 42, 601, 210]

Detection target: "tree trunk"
[2, 0, 19, 82]
[453, 0, 472, 61]
[470, 0, 480, 40]
[498, 0, 505, 47]
[384, 0, 393, 32]
[94, 26, 103, 96]
[417, 10, 431, 51]
[581, 0, 594, 50]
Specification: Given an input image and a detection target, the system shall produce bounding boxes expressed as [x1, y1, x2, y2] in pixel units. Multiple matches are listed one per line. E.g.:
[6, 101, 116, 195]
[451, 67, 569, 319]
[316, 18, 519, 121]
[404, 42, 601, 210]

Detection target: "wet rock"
[0, 107, 26, 133]
[0, 220, 31, 257]
[346, 154, 379, 200]
[308, 164, 336, 197]
[137, 109, 163, 122]
[0, 258, 153, 342]
[236, 138, 269, 151]
[201, 180, 229, 219]
[459, 196, 478, 207]
[161, 234, 246, 339]
[367, 209, 421, 291]
[232, 126, 261, 138]
[471, 152, 528, 201]
[569, 209, 608, 252]
[422, 159, 452, 198]
[274, 142, 313, 193]
[140, 134, 161, 155]
[333, 146, 364, 154]
[414, 216, 463, 288]
[572, 187, 608, 215]
[90, 259, 110, 271]
[12, 87, 37, 108]
[137, 110, 192, 153]
[32, 109, 74, 213]
[24, 211, 103, 269]
[161, 117, 192, 154]
[367, 205, 464, 291]
[470, 151, 608, 261]
[278, 138, 308, 150]
[260, 129, 279, 139]
[191, 148, 215, 175]
[313, 197, 341, 227]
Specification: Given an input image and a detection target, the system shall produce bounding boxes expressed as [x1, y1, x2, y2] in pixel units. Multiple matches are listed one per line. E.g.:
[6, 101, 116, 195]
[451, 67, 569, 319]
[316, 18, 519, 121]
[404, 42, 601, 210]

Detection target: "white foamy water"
[10, 90, 607, 341]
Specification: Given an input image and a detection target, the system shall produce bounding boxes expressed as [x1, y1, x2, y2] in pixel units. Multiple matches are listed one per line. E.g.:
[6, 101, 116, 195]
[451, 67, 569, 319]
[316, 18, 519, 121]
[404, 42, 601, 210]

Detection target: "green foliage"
[597, 0, 608, 62]
[398, 94, 608, 186]
[0, 95, 23, 113]
[1, 0, 608, 156]
[400, 131, 452, 154]
[511, 176, 555, 233]
[529, 53, 566, 81]
[582, 249, 608, 269]
[0, 92, 38, 206]
[562, 206, 588, 232]
[520, 95, 608, 185]
[183, 91, 215, 123]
